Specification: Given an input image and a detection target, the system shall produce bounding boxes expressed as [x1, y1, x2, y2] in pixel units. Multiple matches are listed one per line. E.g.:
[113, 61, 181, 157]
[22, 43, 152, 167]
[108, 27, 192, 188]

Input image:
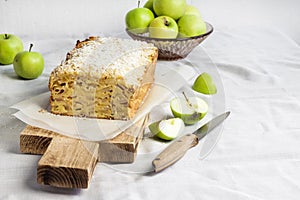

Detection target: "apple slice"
[192, 72, 217, 95]
[170, 96, 208, 125]
[149, 118, 185, 140]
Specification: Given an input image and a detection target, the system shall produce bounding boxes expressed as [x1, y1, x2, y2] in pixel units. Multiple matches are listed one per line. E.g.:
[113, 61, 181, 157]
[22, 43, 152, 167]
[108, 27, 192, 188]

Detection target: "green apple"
[0, 34, 23, 65]
[143, 0, 155, 13]
[184, 5, 201, 17]
[125, 7, 154, 34]
[13, 44, 44, 79]
[149, 16, 178, 39]
[153, 0, 187, 20]
[192, 72, 217, 95]
[170, 96, 208, 125]
[149, 118, 185, 140]
[178, 15, 206, 37]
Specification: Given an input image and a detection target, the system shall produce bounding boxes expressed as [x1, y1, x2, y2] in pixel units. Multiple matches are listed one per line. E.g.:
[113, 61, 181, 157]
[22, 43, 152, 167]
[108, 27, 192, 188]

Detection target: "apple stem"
[4, 34, 9, 39]
[137, 0, 140, 8]
[29, 44, 33, 52]
[182, 92, 193, 108]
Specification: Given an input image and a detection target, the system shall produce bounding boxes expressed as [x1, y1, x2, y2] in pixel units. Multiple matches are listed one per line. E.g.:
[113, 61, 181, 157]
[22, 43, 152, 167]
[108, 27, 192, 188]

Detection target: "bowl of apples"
[125, 0, 213, 60]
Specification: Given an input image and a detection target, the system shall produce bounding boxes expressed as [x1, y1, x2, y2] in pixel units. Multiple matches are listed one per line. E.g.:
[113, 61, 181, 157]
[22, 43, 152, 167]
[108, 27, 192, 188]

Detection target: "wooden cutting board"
[20, 115, 148, 189]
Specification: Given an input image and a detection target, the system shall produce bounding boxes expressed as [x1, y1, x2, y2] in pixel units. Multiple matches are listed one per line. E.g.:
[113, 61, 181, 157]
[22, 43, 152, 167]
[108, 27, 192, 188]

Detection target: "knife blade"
[152, 111, 230, 172]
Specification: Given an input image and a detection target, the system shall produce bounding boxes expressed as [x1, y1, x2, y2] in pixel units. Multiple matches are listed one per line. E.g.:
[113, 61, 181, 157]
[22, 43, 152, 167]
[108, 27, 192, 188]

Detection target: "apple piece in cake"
[48, 36, 158, 120]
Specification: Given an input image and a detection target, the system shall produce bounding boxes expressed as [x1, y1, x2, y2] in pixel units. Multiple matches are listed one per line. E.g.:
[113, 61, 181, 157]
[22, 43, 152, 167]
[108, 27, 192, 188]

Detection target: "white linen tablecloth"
[1, 4, 300, 199]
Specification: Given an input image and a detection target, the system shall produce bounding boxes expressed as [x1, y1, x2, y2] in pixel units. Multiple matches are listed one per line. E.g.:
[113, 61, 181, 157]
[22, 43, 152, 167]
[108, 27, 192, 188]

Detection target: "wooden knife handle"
[152, 134, 199, 172]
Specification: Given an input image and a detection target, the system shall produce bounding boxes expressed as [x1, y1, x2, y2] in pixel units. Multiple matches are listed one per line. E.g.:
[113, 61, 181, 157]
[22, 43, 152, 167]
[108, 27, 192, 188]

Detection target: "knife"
[152, 111, 230, 172]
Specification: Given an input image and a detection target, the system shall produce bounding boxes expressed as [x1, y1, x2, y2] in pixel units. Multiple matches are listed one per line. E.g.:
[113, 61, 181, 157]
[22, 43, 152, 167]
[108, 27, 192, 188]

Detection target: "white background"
[1, 0, 300, 44]
[1, 1, 300, 200]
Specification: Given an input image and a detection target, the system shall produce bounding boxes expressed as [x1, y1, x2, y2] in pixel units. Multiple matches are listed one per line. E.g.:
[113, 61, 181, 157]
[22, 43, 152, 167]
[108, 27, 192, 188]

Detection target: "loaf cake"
[48, 36, 158, 120]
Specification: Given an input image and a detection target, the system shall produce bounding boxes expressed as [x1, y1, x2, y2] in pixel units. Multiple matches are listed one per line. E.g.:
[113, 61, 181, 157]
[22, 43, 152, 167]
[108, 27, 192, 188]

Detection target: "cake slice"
[48, 36, 158, 120]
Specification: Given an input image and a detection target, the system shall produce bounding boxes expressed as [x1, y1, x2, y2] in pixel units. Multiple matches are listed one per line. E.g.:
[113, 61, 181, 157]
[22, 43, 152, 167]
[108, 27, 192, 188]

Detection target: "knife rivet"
[187, 134, 191, 136]
[154, 158, 160, 161]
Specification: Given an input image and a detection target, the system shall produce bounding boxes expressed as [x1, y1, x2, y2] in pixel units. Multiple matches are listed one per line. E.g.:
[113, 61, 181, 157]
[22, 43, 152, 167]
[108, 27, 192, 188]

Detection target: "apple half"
[149, 118, 185, 140]
[170, 96, 208, 125]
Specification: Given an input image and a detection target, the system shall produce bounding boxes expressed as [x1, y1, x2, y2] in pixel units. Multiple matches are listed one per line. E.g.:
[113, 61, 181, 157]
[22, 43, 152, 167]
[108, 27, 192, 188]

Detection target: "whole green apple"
[143, 0, 155, 13]
[153, 0, 187, 20]
[184, 5, 201, 17]
[178, 15, 206, 37]
[13, 44, 44, 79]
[149, 16, 178, 39]
[0, 34, 23, 65]
[125, 7, 154, 34]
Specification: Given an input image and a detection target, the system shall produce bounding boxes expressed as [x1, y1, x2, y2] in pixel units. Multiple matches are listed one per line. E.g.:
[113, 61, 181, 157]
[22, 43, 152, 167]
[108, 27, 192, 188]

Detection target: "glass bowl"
[126, 22, 213, 61]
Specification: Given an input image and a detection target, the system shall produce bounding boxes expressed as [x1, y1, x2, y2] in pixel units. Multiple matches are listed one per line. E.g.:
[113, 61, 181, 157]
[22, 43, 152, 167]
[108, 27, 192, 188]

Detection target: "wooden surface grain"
[20, 115, 148, 188]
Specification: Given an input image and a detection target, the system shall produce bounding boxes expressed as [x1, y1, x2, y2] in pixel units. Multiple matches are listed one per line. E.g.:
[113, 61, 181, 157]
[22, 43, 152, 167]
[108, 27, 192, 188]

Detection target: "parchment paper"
[11, 61, 196, 141]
